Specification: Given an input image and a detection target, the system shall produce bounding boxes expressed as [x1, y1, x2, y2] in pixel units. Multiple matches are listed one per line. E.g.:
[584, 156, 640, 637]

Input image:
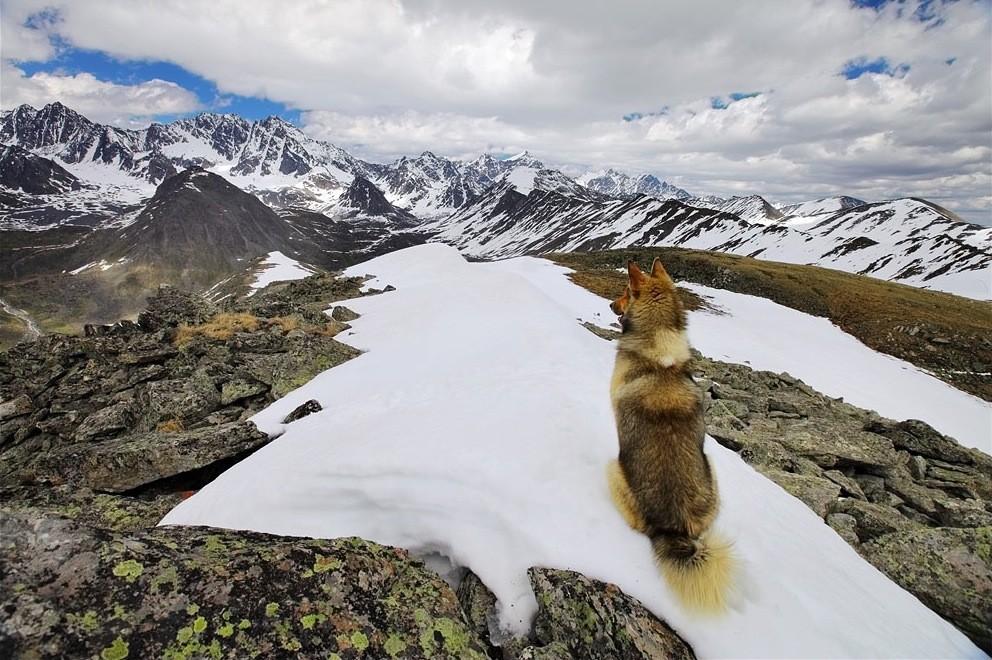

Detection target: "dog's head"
[612, 258, 684, 333]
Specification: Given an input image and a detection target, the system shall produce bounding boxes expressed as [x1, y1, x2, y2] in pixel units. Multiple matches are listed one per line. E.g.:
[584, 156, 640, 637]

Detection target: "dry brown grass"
[552, 248, 992, 400]
[156, 418, 185, 433]
[266, 316, 301, 333]
[174, 312, 262, 345]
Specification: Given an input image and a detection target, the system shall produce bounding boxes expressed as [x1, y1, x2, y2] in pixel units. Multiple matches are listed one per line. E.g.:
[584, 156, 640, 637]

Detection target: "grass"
[174, 312, 263, 345]
[551, 248, 992, 401]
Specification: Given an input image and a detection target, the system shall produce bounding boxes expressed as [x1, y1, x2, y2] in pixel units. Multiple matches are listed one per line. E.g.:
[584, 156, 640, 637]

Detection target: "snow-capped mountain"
[2, 103, 989, 300]
[580, 168, 691, 201]
[778, 196, 866, 223]
[429, 185, 991, 298]
[689, 194, 784, 225]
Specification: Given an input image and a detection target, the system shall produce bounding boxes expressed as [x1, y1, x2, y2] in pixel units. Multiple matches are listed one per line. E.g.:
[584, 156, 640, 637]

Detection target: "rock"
[764, 470, 841, 518]
[141, 375, 221, 427]
[865, 419, 987, 468]
[831, 498, 920, 541]
[283, 399, 324, 424]
[0, 485, 182, 533]
[457, 572, 500, 658]
[826, 513, 859, 546]
[330, 306, 360, 323]
[119, 346, 178, 365]
[34, 421, 271, 492]
[0, 510, 489, 659]
[74, 401, 135, 442]
[528, 568, 695, 660]
[516, 642, 575, 659]
[777, 427, 900, 472]
[861, 527, 992, 654]
[822, 470, 866, 500]
[137, 286, 217, 331]
[0, 394, 33, 421]
[853, 474, 888, 504]
[909, 455, 928, 480]
[934, 499, 992, 528]
[768, 398, 802, 415]
[884, 476, 945, 517]
[219, 378, 269, 406]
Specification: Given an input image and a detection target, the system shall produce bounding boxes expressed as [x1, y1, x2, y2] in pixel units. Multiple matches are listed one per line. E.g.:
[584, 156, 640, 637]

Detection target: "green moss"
[313, 554, 342, 574]
[265, 602, 280, 617]
[204, 535, 226, 554]
[192, 616, 208, 634]
[186, 603, 200, 616]
[300, 613, 327, 630]
[177, 627, 194, 644]
[112, 559, 143, 583]
[350, 631, 369, 652]
[384, 633, 407, 657]
[435, 617, 471, 654]
[238, 619, 252, 630]
[216, 623, 235, 638]
[974, 527, 991, 563]
[150, 565, 179, 594]
[100, 636, 129, 660]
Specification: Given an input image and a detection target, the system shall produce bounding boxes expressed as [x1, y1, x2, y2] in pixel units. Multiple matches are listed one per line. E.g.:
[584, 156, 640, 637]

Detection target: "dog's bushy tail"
[652, 531, 735, 614]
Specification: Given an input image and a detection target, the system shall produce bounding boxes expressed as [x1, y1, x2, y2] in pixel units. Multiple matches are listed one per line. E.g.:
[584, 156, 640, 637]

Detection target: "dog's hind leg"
[607, 459, 648, 533]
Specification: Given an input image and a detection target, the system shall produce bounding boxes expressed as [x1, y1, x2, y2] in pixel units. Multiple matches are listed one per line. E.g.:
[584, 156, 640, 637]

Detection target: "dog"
[607, 258, 734, 612]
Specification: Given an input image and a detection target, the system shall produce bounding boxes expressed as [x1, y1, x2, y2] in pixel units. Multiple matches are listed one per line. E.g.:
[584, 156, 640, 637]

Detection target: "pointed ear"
[650, 257, 671, 281]
[627, 260, 646, 293]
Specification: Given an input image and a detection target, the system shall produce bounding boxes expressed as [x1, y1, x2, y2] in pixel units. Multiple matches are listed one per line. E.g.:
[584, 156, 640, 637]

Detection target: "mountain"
[778, 196, 866, 222]
[331, 175, 419, 226]
[689, 194, 784, 225]
[0, 145, 81, 195]
[580, 168, 691, 200]
[429, 185, 990, 298]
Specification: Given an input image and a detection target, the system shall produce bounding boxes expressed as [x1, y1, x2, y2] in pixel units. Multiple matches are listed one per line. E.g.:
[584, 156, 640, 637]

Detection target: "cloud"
[0, 0, 989, 221]
[1, 64, 202, 126]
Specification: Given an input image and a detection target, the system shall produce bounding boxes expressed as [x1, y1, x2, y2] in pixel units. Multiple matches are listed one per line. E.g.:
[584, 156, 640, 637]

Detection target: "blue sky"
[19, 45, 301, 124]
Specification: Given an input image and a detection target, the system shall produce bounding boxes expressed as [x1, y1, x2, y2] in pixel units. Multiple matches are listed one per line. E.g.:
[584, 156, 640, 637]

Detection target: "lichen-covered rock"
[765, 470, 841, 518]
[527, 568, 695, 660]
[0, 510, 489, 659]
[864, 419, 991, 470]
[830, 498, 921, 542]
[861, 527, 992, 654]
[456, 571, 500, 657]
[137, 286, 218, 331]
[30, 421, 271, 492]
[0, 485, 181, 533]
[826, 513, 860, 546]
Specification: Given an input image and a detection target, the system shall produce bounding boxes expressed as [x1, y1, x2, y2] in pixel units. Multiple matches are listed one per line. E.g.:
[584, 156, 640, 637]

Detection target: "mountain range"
[1, 102, 989, 319]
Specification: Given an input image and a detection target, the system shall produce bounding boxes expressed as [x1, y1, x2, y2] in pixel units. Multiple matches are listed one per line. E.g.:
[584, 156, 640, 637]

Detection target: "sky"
[1, 0, 990, 223]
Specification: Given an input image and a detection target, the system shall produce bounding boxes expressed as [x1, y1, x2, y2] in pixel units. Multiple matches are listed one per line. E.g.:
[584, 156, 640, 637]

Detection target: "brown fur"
[608, 258, 734, 613]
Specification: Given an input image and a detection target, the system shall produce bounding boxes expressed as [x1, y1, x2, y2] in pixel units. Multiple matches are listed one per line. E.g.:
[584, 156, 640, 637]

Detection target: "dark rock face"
[0, 511, 490, 659]
[0, 144, 82, 194]
[341, 176, 400, 216]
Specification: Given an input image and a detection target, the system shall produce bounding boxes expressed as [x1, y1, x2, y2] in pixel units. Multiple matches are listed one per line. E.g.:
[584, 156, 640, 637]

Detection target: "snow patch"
[248, 251, 316, 294]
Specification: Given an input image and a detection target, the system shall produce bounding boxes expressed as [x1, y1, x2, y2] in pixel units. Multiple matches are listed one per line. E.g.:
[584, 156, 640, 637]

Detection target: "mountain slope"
[0, 145, 81, 194]
[430, 186, 991, 298]
[690, 194, 784, 224]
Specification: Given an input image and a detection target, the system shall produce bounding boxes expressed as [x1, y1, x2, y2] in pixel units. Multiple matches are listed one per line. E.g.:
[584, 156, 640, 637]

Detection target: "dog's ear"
[627, 261, 646, 293]
[650, 257, 672, 282]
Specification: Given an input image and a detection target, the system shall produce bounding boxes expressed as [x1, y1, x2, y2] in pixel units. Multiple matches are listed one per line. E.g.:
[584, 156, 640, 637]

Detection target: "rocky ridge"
[0, 274, 695, 659]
